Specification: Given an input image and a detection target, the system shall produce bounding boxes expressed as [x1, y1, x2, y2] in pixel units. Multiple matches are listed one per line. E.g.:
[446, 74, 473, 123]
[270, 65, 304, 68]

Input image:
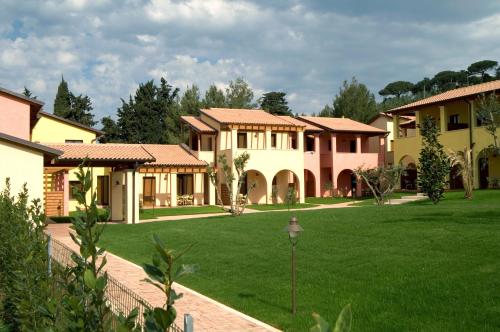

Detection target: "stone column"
[170, 173, 178, 207]
[356, 134, 361, 154]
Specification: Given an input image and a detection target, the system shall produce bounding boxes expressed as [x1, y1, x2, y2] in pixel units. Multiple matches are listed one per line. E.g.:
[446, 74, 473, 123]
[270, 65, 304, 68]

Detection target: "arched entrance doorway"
[304, 169, 316, 197]
[449, 164, 463, 189]
[400, 155, 417, 190]
[244, 170, 267, 204]
[272, 170, 300, 204]
[337, 169, 356, 197]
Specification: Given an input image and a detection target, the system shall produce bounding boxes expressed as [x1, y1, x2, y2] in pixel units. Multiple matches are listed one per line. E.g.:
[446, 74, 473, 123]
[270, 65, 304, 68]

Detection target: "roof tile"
[180, 116, 216, 133]
[298, 116, 386, 134]
[201, 108, 298, 126]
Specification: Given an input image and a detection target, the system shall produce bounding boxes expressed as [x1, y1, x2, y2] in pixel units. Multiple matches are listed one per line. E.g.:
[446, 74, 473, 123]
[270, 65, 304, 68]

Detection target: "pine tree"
[417, 116, 450, 204]
[99, 117, 121, 143]
[54, 76, 71, 118]
[225, 78, 255, 109]
[22, 87, 36, 99]
[180, 85, 201, 116]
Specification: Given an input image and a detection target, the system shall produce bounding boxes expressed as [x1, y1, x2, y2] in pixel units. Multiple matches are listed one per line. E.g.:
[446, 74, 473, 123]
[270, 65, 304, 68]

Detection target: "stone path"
[385, 194, 427, 205]
[46, 224, 281, 332]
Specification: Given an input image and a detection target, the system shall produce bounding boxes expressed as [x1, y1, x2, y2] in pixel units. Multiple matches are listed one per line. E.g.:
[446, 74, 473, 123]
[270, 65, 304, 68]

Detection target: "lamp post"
[284, 216, 303, 315]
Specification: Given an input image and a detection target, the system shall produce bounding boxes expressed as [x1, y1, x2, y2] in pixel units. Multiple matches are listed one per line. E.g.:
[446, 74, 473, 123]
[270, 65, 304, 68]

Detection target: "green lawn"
[100, 190, 500, 331]
[139, 206, 225, 220]
[247, 203, 317, 211]
[351, 192, 407, 206]
[49, 208, 109, 223]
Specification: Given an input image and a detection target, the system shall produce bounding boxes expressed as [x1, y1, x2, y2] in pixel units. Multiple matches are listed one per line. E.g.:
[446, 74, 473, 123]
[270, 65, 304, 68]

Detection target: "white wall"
[0, 140, 44, 204]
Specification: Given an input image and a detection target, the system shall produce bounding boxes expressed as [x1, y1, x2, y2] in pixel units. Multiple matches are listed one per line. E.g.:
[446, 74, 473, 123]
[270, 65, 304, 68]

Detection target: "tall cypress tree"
[53, 76, 71, 118]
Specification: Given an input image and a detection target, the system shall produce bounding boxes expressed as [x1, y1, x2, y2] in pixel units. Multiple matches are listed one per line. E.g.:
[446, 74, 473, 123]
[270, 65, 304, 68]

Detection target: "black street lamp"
[284, 216, 303, 315]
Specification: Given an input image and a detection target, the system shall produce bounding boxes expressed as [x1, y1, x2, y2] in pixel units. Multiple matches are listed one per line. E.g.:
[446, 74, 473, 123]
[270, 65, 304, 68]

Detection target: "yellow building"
[389, 80, 500, 190]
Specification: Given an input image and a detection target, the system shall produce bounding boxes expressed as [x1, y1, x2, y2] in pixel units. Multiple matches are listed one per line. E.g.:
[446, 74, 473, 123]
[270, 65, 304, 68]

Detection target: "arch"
[477, 148, 500, 189]
[449, 164, 463, 190]
[272, 169, 300, 204]
[399, 155, 417, 190]
[336, 169, 356, 197]
[304, 169, 316, 197]
[245, 169, 268, 204]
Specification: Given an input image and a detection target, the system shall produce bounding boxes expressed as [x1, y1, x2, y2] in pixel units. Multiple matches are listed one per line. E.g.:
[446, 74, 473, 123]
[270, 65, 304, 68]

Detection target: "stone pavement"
[46, 224, 281, 332]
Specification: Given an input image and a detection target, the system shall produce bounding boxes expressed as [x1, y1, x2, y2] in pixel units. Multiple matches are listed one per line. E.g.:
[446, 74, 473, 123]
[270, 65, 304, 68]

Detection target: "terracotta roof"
[0, 132, 62, 156]
[389, 80, 500, 113]
[47, 144, 155, 162]
[38, 111, 104, 136]
[278, 116, 322, 132]
[180, 116, 216, 133]
[200, 108, 298, 126]
[142, 145, 207, 167]
[368, 112, 414, 124]
[298, 116, 386, 134]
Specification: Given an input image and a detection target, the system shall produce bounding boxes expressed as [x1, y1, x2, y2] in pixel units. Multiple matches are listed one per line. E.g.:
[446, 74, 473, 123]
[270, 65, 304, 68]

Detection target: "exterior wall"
[304, 133, 321, 197]
[68, 167, 112, 211]
[0, 140, 44, 204]
[393, 98, 500, 189]
[31, 115, 97, 144]
[0, 94, 31, 140]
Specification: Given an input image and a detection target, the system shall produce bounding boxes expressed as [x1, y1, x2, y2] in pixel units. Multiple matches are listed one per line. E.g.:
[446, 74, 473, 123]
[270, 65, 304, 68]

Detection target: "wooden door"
[143, 177, 156, 207]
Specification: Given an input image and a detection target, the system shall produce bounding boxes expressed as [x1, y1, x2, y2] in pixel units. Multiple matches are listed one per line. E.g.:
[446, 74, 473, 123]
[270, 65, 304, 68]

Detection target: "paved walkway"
[46, 224, 280, 332]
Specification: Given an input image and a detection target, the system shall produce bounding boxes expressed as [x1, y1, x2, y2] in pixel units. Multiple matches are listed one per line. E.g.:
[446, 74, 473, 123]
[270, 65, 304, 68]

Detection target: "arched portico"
[399, 155, 417, 190]
[271, 169, 300, 204]
[244, 169, 268, 204]
[336, 169, 357, 197]
[304, 169, 317, 197]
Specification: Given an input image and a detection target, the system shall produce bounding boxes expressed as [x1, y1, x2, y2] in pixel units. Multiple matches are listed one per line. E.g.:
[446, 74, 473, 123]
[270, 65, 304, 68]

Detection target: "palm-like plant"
[448, 147, 474, 199]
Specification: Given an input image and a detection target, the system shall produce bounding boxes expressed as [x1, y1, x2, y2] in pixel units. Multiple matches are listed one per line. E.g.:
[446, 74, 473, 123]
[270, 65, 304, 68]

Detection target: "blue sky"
[1, 0, 500, 123]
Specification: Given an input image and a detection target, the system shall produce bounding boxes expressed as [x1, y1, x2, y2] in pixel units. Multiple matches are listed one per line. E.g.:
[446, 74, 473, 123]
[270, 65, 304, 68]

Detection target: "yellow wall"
[68, 167, 112, 211]
[32, 115, 97, 144]
[393, 98, 500, 188]
[0, 140, 44, 204]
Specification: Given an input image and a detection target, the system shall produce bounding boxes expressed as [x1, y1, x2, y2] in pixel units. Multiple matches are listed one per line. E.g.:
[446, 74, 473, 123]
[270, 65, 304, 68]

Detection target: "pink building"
[294, 116, 387, 198]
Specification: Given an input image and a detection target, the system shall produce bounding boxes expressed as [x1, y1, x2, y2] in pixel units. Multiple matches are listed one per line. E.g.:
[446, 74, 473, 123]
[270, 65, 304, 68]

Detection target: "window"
[271, 133, 277, 148]
[449, 114, 459, 124]
[291, 133, 297, 149]
[305, 136, 315, 152]
[65, 139, 83, 144]
[191, 133, 199, 150]
[328, 140, 332, 151]
[207, 137, 213, 151]
[349, 140, 356, 153]
[96, 176, 110, 205]
[237, 133, 247, 149]
[177, 174, 194, 195]
[69, 181, 81, 200]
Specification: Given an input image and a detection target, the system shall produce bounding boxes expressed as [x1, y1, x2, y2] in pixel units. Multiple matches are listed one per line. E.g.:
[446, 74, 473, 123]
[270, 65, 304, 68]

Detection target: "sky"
[1, 0, 500, 124]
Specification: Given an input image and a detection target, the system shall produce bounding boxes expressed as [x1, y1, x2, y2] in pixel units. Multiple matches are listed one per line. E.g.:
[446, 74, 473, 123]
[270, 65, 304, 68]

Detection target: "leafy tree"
[207, 152, 254, 216]
[99, 116, 121, 143]
[378, 81, 414, 98]
[331, 77, 377, 123]
[202, 84, 226, 108]
[431, 71, 463, 93]
[117, 78, 180, 144]
[318, 105, 334, 117]
[354, 166, 403, 205]
[417, 116, 450, 204]
[448, 147, 474, 199]
[225, 77, 255, 109]
[22, 86, 36, 99]
[259, 91, 292, 115]
[53, 76, 96, 127]
[180, 85, 202, 116]
[467, 60, 498, 82]
[411, 78, 432, 96]
[476, 93, 500, 149]
[67, 93, 96, 127]
[377, 95, 416, 113]
[54, 76, 72, 118]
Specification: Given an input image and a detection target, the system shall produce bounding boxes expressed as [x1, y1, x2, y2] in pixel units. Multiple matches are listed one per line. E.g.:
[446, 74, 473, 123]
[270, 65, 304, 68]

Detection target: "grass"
[139, 205, 225, 220]
[351, 192, 406, 206]
[100, 190, 500, 331]
[247, 203, 317, 211]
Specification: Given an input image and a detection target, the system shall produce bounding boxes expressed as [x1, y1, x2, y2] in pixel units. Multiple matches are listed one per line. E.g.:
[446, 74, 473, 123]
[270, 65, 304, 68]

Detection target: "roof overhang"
[0, 132, 62, 163]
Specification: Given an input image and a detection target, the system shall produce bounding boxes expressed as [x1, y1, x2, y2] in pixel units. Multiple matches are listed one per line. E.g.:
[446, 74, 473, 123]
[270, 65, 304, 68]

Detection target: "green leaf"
[333, 304, 352, 332]
[142, 263, 165, 283]
[174, 264, 198, 279]
[310, 312, 331, 332]
[95, 275, 107, 292]
[83, 269, 96, 289]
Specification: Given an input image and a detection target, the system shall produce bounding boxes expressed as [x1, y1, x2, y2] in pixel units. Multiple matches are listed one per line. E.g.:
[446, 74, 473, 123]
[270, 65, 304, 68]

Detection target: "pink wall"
[0, 94, 31, 140]
[306, 132, 384, 197]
